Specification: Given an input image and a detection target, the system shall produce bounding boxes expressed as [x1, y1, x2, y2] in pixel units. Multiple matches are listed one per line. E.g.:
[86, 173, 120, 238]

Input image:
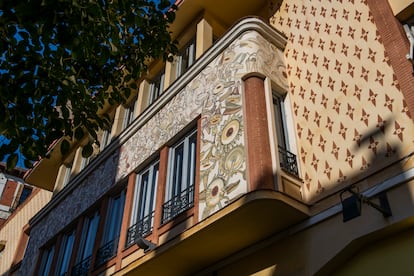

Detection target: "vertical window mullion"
[188, 132, 197, 189]
[181, 138, 189, 192]
[140, 169, 151, 219]
[188, 41, 195, 67]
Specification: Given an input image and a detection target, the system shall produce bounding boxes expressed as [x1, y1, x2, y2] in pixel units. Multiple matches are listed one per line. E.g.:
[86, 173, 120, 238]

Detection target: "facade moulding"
[29, 16, 287, 229]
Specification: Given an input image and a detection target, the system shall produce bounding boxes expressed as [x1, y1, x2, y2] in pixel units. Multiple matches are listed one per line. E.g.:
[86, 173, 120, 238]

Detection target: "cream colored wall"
[270, 0, 414, 203]
[335, 228, 414, 276]
[0, 189, 52, 275]
[388, 0, 414, 17]
[213, 178, 414, 276]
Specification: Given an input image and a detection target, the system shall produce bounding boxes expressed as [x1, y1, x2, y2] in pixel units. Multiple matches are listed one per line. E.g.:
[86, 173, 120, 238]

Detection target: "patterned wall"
[270, 0, 414, 202]
[116, 31, 288, 219]
[21, 28, 288, 274]
[198, 32, 287, 219]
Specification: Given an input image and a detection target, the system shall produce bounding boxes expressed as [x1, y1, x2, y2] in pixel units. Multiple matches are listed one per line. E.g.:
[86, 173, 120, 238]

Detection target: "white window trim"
[264, 78, 300, 183]
[62, 164, 72, 187]
[149, 72, 165, 105]
[122, 99, 137, 130]
[176, 39, 196, 79]
[131, 160, 159, 226]
[100, 129, 112, 152]
[165, 128, 197, 201]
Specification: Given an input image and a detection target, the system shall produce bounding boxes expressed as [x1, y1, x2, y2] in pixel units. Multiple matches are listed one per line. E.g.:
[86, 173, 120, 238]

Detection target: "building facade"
[0, 165, 52, 275]
[21, 0, 414, 275]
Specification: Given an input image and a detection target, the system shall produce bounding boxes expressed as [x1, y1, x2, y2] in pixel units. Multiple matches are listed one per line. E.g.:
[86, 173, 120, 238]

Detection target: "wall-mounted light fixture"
[136, 237, 157, 253]
[340, 186, 392, 222]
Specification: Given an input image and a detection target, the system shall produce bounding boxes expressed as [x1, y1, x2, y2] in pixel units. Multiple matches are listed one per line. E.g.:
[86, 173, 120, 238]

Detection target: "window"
[176, 39, 195, 78]
[149, 72, 165, 105]
[100, 128, 112, 151]
[122, 98, 137, 130]
[273, 93, 298, 176]
[54, 230, 76, 276]
[95, 191, 126, 267]
[72, 211, 100, 276]
[38, 245, 55, 276]
[80, 155, 90, 171]
[62, 162, 73, 188]
[126, 160, 159, 247]
[162, 129, 197, 224]
[17, 186, 32, 206]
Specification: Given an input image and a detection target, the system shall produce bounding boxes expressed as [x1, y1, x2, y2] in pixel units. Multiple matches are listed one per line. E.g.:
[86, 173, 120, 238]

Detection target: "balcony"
[279, 146, 299, 177]
[115, 17, 309, 276]
[161, 185, 194, 224]
[71, 256, 91, 276]
[126, 212, 154, 248]
[95, 238, 119, 268]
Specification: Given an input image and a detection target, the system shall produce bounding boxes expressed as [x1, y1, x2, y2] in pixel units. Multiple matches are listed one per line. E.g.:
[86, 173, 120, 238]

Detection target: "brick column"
[368, 0, 414, 119]
[244, 76, 274, 191]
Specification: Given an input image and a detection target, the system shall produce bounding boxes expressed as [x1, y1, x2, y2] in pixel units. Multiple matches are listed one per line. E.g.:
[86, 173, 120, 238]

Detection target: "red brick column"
[368, 0, 414, 119]
[244, 76, 274, 191]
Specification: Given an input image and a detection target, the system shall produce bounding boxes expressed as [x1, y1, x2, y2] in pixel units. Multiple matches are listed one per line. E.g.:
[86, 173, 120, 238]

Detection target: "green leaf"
[60, 139, 70, 156]
[0, 0, 177, 165]
[24, 159, 33, 169]
[82, 143, 93, 158]
[6, 154, 18, 171]
[74, 127, 84, 140]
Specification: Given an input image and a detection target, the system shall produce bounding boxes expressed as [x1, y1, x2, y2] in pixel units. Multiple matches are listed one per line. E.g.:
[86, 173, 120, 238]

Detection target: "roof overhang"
[171, 0, 274, 41]
[23, 139, 64, 191]
[117, 190, 309, 275]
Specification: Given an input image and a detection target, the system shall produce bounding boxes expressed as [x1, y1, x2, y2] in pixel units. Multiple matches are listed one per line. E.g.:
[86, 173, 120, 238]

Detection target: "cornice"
[30, 17, 287, 227]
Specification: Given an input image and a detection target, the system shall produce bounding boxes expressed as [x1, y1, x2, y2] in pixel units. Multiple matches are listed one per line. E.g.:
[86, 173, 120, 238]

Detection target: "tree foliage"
[0, 0, 177, 169]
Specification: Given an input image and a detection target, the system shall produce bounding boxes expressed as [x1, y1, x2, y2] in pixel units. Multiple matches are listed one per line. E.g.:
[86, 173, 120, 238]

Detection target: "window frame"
[54, 229, 76, 276]
[71, 210, 100, 275]
[162, 128, 197, 224]
[122, 97, 137, 130]
[95, 189, 126, 268]
[176, 38, 196, 78]
[37, 244, 55, 276]
[148, 71, 165, 105]
[126, 159, 159, 248]
[264, 79, 300, 178]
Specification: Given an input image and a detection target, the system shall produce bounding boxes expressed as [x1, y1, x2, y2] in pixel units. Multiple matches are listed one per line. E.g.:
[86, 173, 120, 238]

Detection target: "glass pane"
[273, 96, 287, 149]
[62, 164, 72, 187]
[78, 212, 100, 262]
[136, 161, 159, 221]
[188, 132, 197, 189]
[149, 72, 165, 105]
[103, 192, 125, 244]
[149, 163, 159, 215]
[172, 143, 184, 197]
[38, 246, 54, 276]
[177, 40, 195, 77]
[56, 231, 75, 276]
[138, 171, 149, 219]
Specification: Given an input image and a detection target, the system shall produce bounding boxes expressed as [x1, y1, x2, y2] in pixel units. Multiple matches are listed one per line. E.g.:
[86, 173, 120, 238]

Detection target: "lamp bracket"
[341, 186, 392, 218]
[135, 236, 157, 253]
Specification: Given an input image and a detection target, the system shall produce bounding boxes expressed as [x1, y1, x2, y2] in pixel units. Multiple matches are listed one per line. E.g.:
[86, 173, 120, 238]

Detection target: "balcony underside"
[119, 190, 309, 276]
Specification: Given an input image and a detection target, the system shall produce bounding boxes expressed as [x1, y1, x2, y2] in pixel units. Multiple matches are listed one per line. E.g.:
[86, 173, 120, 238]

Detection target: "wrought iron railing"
[125, 212, 154, 248]
[162, 185, 194, 224]
[278, 146, 299, 177]
[94, 237, 119, 268]
[71, 256, 91, 276]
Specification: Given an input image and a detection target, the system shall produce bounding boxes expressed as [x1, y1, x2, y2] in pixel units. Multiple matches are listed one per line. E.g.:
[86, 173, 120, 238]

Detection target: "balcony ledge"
[116, 189, 309, 276]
